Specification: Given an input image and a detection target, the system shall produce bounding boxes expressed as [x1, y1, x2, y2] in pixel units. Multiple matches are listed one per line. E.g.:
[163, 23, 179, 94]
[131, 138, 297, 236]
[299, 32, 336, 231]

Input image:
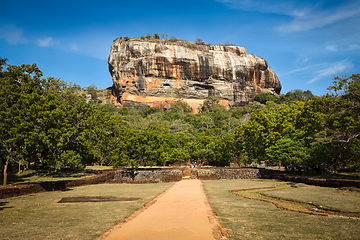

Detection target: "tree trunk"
[3, 159, 9, 187]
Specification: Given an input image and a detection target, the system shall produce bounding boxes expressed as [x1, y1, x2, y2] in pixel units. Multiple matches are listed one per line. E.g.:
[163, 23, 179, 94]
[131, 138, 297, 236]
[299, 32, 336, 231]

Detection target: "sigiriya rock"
[108, 37, 281, 112]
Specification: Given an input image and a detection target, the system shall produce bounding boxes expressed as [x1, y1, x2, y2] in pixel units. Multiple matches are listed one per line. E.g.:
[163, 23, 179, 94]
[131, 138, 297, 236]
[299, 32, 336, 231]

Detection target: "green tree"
[254, 92, 280, 104]
[0, 62, 115, 185]
[326, 74, 360, 144]
[200, 96, 222, 113]
[0, 63, 44, 185]
[195, 38, 204, 44]
[208, 133, 236, 166]
[170, 36, 178, 41]
[281, 89, 314, 103]
[266, 137, 309, 171]
[295, 73, 360, 173]
[307, 74, 360, 172]
[169, 148, 190, 163]
[86, 83, 98, 102]
[160, 34, 168, 40]
[0, 57, 8, 73]
[163, 100, 193, 122]
[244, 102, 265, 113]
[235, 102, 304, 164]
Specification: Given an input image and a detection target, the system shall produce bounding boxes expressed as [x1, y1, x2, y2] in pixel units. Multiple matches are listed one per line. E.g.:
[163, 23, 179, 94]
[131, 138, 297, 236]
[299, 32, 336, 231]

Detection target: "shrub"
[254, 92, 280, 104]
[195, 38, 204, 44]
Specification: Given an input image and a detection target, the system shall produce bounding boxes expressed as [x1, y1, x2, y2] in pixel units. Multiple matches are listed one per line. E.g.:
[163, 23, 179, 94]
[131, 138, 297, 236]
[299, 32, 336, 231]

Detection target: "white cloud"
[274, 2, 360, 33]
[0, 24, 28, 45]
[215, 0, 309, 17]
[295, 56, 310, 64]
[349, 44, 360, 50]
[307, 60, 353, 84]
[69, 43, 79, 50]
[37, 37, 58, 47]
[325, 45, 338, 52]
[280, 62, 325, 76]
[216, 0, 360, 33]
[216, 0, 306, 16]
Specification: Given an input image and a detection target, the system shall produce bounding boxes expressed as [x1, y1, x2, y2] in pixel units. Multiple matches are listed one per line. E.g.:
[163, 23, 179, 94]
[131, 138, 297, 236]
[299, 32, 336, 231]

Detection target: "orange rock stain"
[218, 100, 230, 108]
[173, 66, 182, 87]
[121, 93, 230, 114]
[252, 71, 258, 92]
[146, 78, 162, 90]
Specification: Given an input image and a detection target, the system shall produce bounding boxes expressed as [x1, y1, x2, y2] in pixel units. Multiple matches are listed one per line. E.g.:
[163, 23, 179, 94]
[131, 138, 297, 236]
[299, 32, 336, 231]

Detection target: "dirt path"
[97, 179, 223, 240]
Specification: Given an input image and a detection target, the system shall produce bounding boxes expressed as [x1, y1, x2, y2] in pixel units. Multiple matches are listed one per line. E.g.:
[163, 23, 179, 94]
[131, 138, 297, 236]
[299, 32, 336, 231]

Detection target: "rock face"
[108, 38, 281, 111]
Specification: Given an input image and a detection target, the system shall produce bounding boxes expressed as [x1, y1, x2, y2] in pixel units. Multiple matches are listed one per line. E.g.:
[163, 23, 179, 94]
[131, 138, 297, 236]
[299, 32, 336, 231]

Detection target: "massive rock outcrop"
[108, 38, 281, 111]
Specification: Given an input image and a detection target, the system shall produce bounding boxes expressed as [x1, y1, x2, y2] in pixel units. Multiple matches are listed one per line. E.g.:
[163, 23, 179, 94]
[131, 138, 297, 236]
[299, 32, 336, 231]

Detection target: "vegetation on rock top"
[114, 34, 234, 46]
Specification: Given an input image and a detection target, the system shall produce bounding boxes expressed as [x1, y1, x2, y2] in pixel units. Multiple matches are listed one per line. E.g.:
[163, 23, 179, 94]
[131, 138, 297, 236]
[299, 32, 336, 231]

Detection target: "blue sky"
[1, 0, 359, 96]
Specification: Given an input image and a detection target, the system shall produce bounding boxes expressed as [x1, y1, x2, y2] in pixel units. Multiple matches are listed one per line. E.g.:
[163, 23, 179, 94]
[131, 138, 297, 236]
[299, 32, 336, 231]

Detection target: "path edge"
[200, 180, 229, 240]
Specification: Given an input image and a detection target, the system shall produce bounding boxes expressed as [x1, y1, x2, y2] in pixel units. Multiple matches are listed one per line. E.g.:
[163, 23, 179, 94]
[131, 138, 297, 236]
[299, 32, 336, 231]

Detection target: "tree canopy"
[1, 58, 359, 186]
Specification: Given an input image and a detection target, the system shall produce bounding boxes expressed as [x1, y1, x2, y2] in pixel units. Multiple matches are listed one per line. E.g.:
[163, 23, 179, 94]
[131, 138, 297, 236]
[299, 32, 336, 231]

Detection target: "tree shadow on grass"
[1, 169, 49, 185]
[0, 201, 12, 211]
[0, 171, 36, 185]
[1, 167, 89, 185]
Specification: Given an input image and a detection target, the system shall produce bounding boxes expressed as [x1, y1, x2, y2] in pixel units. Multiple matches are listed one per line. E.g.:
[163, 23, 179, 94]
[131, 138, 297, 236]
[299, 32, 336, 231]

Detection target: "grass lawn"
[85, 165, 114, 171]
[265, 184, 360, 213]
[0, 182, 174, 240]
[202, 179, 360, 240]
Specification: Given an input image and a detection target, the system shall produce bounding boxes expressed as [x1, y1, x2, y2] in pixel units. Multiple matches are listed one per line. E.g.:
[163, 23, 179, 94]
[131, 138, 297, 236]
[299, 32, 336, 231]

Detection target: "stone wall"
[114, 170, 182, 183]
[2, 169, 359, 199]
[192, 168, 270, 180]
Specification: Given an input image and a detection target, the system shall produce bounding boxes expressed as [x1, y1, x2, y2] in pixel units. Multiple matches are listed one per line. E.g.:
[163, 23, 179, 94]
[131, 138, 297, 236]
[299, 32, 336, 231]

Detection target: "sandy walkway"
[97, 179, 219, 240]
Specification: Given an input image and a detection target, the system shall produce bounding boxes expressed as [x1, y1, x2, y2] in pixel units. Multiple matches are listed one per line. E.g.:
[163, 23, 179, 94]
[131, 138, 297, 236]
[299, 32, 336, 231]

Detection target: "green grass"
[265, 184, 360, 213]
[0, 182, 174, 240]
[202, 179, 360, 240]
[85, 165, 114, 171]
[1, 169, 96, 186]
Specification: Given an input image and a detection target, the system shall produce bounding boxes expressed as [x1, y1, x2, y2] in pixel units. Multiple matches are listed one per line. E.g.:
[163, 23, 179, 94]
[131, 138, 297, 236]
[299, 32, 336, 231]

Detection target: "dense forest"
[1, 58, 359, 186]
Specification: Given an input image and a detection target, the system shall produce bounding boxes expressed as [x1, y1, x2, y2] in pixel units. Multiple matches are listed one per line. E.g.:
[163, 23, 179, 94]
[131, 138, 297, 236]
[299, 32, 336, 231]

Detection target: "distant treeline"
[1, 58, 359, 186]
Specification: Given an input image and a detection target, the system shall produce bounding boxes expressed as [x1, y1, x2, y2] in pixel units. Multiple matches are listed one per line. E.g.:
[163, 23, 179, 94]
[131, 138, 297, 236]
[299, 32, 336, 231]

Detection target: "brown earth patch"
[58, 196, 140, 203]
